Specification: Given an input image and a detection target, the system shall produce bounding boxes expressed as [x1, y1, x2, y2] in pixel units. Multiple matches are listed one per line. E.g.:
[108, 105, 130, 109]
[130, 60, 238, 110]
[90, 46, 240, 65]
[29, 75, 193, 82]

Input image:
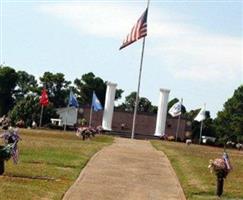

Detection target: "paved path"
[63, 137, 186, 200]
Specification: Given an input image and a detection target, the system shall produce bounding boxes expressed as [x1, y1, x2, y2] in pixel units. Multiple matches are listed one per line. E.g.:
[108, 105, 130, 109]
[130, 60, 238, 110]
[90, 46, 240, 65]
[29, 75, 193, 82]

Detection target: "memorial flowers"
[76, 126, 104, 140]
[208, 152, 232, 178]
[0, 127, 21, 164]
[208, 152, 232, 197]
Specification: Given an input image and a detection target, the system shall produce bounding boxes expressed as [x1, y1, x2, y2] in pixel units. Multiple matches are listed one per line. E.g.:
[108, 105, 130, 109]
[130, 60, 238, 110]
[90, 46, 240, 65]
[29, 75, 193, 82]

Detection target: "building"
[80, 106, 190, 140]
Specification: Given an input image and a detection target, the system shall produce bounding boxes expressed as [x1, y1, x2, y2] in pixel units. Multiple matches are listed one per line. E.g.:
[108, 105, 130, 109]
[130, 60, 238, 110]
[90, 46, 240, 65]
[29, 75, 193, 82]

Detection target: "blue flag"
[68, 91, 79, 108]
[92, 91, 103, 111]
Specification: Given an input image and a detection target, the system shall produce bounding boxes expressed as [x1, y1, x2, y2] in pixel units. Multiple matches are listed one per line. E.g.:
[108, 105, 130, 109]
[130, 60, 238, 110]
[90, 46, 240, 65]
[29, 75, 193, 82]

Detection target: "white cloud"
[39, 3, 144, 38]
[39, 2, 242, 82]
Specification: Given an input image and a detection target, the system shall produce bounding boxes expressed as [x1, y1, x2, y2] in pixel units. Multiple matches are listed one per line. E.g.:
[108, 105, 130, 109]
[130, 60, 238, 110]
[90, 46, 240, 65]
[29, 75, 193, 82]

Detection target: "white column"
[154, 88, 170, 137]
[102, 82, 117, 131]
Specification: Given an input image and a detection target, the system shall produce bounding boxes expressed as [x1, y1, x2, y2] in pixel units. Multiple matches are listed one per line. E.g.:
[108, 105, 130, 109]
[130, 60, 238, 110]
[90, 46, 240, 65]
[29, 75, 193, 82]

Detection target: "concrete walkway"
[63, 137, 186, 200]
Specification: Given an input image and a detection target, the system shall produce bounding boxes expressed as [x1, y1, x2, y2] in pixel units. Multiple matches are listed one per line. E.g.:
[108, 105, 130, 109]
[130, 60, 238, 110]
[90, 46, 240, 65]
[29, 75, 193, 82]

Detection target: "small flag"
[119, 8, 148, 50]
[68, 91, 79, 108]
[169, 102, 182, 117]
[92, 91, 103, 111]
[223, 152, 232, 171]
[39, 88, 49, 106]
[194, 106, 206, 122]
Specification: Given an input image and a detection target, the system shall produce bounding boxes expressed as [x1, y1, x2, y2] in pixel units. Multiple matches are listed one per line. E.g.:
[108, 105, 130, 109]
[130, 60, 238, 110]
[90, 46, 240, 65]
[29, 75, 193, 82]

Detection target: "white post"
[199, 120, 203, 144]
[102, 82, 117, 131]
[175, 98, 183, 141]
[154, 88, 170, 137]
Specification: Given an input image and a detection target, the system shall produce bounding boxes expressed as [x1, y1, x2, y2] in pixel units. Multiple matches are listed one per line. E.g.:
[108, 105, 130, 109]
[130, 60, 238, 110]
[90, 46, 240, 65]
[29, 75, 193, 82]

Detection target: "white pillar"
[154, 88, 170, 137]
[102, 82, 117, 131]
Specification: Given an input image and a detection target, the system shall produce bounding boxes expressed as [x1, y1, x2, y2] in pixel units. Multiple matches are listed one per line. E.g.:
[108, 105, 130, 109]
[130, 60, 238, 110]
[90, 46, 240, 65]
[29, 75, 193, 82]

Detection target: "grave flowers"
[208, 152, 232, 197]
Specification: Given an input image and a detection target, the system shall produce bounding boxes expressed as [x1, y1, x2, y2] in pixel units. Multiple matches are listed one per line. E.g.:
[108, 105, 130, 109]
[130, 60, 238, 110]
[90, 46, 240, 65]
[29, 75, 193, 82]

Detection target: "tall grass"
[0, 129, 113, 200]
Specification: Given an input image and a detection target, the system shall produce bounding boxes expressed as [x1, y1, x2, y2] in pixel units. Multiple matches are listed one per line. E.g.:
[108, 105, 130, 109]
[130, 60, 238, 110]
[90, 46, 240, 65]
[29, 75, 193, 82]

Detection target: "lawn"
[0, 129, 113, 200]
[151, 140, 243, 200]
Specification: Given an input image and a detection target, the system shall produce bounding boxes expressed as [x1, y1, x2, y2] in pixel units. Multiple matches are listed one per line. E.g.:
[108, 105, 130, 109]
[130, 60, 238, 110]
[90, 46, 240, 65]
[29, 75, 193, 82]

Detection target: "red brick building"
[79, 107, 190, 140]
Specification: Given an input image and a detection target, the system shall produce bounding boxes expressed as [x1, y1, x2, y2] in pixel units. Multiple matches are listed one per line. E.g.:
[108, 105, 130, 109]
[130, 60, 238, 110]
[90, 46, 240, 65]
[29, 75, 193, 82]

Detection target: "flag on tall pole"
[89, 91, 103, 127]
[168, 101, 182, 117]
[194, 105, 206, 122]
[39, 88, 49, 127]
[68, 90, 79, 108]
[64, 90, 79, 131]
[119, 0, 150, 139]
[119, 8, 148, 50]
[194, 104, 206, 144]
[169, 99, 183, 141]
[39, 88, 49, 107]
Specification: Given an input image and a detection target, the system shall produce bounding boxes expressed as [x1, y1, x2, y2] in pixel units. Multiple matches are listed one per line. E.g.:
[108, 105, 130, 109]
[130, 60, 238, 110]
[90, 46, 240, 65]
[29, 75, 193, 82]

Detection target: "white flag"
[194, 106, 206, 122]
[169, 102, 181, 117]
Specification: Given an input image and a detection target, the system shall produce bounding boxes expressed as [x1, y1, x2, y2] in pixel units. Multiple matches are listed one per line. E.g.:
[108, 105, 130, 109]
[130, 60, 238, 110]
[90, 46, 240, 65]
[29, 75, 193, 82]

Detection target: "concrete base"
[154, 133, 163, 137]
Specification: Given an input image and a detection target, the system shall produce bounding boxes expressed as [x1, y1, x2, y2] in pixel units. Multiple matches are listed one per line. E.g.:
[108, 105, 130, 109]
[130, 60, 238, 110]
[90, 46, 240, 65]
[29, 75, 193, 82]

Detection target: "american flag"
[119, 8, 148, 50]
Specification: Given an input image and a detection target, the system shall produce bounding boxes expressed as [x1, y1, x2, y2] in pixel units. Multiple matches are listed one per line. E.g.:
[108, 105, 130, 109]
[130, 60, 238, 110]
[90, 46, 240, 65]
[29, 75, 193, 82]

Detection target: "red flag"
[39, 88, 49, 106]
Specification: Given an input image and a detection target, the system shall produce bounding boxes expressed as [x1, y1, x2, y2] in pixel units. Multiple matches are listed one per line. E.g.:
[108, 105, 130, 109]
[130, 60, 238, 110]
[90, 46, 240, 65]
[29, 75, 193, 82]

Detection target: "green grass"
[151, 140, 243, 200]
[0, 129, 113, 200]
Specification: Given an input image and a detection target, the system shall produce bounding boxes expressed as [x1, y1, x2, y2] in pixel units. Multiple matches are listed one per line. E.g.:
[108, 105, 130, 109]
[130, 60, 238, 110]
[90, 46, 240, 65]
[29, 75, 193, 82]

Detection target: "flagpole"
[64, 104, 69, 131]
[175, 98, 183, 142]
[64, 91, 69, 131]
[199, 103, 206, 144]
[39, 105, 44, 128]
[89, 105, 93, 127]
[199, 120, 203, 144]
[131, 0, 150, 140]
[131, 38, 146, 139]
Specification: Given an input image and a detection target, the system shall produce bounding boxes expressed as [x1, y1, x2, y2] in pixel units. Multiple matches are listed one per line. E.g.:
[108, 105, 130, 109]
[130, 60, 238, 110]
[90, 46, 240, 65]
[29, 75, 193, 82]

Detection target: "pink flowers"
[208, 153, 232, 178]
[76, 126, 104, 140]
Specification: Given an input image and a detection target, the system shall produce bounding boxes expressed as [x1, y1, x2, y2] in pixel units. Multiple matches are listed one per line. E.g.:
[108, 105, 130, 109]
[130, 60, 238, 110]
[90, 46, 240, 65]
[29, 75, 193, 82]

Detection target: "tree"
[39, 72, 71, 108]
[15, 70, 38, 101]
[0, 66, 18, 116]
[118, 92, 155, 113]
[214, 85, 243, 143]
[74, 72, 123, 106]
[9, 95, 57, 127]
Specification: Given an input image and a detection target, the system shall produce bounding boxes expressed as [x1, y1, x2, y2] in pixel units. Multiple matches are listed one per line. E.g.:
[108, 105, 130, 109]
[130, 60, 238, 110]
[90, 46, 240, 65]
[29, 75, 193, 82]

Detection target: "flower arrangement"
[208, 152, 232, 178]
[76, 126, 104, 140]
[208, 152, 232, 197]
[0, 127, 21, 164]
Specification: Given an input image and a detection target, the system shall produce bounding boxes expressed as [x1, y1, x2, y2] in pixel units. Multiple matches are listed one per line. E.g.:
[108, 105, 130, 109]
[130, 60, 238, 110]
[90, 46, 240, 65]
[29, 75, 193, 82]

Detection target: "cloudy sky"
[0, 0, 242, 118]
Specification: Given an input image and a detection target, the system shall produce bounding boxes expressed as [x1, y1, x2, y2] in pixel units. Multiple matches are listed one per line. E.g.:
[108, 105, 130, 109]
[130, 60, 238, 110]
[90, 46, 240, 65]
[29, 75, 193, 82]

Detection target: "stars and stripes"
[119, 8, 148, 50]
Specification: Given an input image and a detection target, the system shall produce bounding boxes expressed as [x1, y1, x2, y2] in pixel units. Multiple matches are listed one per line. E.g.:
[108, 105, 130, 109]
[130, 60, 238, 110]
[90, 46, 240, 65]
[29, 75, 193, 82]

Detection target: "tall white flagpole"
[131, 0, 150, 139]
[39, 105, 44, 128]
[199, 120, 203, 144]
[175, 98, 183, 141]
[89, 104, 93, 127]
[64, 105, 69, 131]
[199, 103, 206, 144]
[64, 90, 70, 131]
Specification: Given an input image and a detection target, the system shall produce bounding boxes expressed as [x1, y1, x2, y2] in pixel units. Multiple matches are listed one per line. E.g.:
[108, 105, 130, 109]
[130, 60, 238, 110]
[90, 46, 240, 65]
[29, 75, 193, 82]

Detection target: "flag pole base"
[154, 133, 163, 137]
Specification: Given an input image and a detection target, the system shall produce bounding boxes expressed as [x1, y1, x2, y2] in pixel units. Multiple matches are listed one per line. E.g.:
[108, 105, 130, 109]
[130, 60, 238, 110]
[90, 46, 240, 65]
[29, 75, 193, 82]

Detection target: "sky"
[0, 0, 242, 118]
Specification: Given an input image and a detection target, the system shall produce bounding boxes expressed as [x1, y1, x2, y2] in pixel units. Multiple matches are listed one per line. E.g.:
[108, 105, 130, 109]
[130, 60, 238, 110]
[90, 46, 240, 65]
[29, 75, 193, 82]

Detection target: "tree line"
[0, 65, 242, 143]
